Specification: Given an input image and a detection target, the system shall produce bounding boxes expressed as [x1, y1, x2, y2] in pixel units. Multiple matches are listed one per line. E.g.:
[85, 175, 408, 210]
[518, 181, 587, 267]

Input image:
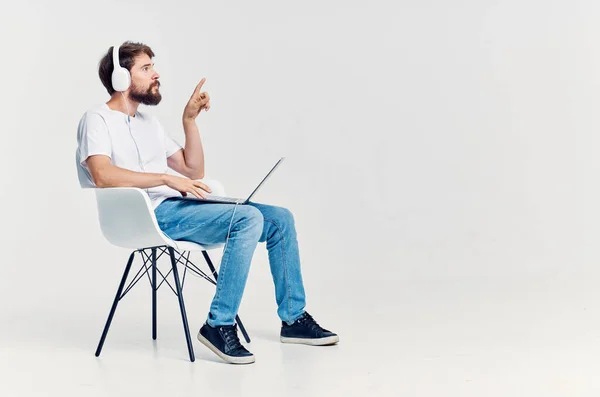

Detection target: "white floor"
[2, 262, 600, 397]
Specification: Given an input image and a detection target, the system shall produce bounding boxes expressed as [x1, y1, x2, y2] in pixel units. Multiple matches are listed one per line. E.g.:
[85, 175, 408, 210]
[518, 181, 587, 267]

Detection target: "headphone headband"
[112, 44, 121, 70]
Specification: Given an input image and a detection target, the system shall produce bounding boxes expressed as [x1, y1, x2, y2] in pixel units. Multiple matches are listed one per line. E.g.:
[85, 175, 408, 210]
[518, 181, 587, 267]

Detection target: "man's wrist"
[182, 116, 196, 125]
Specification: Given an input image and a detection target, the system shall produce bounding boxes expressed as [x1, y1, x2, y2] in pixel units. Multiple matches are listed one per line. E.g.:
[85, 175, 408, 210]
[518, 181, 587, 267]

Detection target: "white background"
[0, 0, 599, 396]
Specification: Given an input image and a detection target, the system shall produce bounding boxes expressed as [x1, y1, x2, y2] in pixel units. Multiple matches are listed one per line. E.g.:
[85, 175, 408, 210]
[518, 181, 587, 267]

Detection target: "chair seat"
[93, 181, 229, 251]
[172, 240, 223, 252]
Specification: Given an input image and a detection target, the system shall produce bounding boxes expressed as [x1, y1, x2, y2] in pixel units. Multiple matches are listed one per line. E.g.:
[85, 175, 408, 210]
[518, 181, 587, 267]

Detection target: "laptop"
[186, 157, 285, 204]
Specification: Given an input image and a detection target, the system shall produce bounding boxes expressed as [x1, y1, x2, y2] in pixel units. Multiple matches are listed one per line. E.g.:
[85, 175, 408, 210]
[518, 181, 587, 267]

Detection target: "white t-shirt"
[76, 103, 184, 209]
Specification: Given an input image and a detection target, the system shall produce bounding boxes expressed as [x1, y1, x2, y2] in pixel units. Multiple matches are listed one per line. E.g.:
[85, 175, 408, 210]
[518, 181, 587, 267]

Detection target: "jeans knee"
[275, 206, 294, 226]
[237, 206, 264, 236]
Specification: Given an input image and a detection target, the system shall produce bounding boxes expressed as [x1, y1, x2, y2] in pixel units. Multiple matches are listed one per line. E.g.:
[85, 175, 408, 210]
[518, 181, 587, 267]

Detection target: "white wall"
[0, 0, 597, 311]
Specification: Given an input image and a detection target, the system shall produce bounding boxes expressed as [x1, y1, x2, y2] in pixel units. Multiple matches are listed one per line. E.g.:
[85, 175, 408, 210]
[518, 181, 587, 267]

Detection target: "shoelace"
[297, 313, 322, 333]
[220, 325, 243, 350]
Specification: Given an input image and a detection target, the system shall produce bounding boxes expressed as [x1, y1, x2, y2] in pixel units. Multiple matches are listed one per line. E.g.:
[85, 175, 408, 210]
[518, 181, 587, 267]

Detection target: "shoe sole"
[280, 335, 340, 346]
[196, 332, 255, 364]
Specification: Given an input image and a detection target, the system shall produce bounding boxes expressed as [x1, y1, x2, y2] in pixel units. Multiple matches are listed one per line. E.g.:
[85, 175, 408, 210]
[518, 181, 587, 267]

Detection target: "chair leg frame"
[94, 246, 251, 362]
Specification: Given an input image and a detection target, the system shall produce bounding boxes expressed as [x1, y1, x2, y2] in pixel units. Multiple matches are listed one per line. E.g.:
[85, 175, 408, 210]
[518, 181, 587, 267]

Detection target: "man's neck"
[107, 93, 139, 117]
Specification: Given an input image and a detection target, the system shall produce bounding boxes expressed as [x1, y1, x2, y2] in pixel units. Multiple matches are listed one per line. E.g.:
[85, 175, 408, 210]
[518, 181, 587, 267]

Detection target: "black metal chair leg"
[152, 248, 157, 340]
[235, 314, 251, 344]
[201, 251, 251, 343]
[168, 247, 195, 362]
[95, 252, 136, 357]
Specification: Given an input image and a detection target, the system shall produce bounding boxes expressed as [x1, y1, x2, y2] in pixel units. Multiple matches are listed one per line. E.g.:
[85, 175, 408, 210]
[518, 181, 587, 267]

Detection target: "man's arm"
[87, 155, 167, 188]
[166, 118, 205, 179]
[168, 77, 211, 179]
[87, 155, 211, 198]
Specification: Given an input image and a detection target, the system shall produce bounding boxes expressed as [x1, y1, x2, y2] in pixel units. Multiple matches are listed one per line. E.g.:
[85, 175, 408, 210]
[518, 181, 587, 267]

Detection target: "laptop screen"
[245, 157, 285, 202]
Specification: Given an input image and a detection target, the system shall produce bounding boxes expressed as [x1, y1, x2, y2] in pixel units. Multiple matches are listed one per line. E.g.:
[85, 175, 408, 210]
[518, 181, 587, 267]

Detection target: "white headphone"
[111, 44, 131, 92]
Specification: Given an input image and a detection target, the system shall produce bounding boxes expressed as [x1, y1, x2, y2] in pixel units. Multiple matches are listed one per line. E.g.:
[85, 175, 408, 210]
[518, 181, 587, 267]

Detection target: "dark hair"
[98, 41, 155, 95]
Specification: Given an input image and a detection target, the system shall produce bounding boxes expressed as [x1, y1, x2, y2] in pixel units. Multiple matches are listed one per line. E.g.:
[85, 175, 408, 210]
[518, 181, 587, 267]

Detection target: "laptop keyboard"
[204, 195, 243, 203]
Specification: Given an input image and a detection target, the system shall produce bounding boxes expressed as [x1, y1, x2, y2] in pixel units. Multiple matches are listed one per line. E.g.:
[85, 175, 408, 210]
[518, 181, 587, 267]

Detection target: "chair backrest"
[94, 187, 173, 249]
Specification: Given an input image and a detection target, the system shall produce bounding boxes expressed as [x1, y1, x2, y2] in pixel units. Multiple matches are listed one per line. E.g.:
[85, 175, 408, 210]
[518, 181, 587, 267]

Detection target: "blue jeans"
[154, 198, 307, 327]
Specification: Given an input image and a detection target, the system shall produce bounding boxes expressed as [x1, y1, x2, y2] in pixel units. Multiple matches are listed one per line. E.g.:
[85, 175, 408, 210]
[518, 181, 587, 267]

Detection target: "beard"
[129, 81, 162, 105]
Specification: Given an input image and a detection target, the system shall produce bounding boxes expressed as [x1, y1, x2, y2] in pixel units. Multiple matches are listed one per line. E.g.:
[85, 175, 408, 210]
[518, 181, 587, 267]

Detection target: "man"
[76, 41, 338, 364]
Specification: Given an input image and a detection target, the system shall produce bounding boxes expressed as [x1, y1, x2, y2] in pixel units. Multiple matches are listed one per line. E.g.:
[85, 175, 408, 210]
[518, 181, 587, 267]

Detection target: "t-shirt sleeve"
[77, 112, 112, 167]
[157, 120, 183, 157]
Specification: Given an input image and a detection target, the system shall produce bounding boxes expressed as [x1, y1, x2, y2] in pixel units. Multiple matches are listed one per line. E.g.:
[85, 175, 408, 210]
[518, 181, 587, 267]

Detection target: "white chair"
[91, 180, 250, 362]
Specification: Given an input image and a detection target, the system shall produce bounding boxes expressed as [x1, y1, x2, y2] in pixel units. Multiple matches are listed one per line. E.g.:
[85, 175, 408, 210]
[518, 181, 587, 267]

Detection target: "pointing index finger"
[194, 78, 206, 95]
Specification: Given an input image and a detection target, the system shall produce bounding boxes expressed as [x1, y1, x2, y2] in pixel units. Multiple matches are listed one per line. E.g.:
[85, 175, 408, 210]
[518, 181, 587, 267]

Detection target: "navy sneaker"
[280, 312, 339, 346]
[197, 323, 255, 364]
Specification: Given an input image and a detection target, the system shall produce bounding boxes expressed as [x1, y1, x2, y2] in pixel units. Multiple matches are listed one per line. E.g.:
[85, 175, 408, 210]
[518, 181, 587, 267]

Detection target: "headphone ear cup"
[111, 67, 131, 92]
